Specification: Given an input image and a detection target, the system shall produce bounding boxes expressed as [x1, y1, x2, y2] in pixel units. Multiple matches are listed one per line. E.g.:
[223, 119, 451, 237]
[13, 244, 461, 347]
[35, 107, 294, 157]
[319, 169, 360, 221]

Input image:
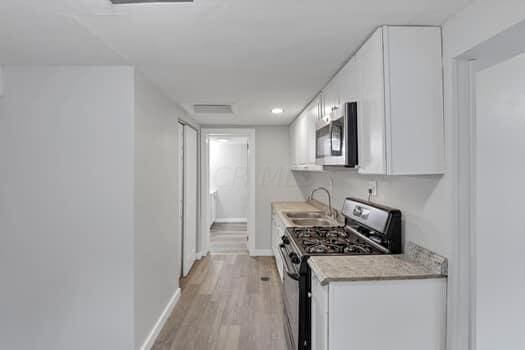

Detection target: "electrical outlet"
[367, 181, 377, 197]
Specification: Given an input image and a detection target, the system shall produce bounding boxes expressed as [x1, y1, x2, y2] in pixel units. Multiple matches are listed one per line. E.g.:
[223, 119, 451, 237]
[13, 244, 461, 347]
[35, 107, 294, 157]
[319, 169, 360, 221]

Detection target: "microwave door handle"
[279, 244, 300, 281]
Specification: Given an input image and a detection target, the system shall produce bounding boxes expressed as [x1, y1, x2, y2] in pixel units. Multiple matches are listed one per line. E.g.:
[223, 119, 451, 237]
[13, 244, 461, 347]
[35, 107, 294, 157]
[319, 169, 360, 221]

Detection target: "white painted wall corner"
[140, 288, 181, 350]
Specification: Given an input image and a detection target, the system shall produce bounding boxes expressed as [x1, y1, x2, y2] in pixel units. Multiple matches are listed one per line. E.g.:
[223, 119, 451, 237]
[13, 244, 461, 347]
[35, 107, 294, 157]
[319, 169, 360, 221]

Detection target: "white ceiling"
[0, 0, 472, 125]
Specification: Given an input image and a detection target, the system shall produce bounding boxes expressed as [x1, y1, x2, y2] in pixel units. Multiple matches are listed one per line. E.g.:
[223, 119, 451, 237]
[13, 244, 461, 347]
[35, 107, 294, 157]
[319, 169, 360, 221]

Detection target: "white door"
[178, 123, 184, 277]
[475, 53, 525, 349]
[183, 125, 198, 277]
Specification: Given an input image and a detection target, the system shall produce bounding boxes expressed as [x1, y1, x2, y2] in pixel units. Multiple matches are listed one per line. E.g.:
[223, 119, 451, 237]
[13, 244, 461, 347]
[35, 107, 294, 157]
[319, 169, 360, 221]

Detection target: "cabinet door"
[329, 279, 447, 350]
[296, 112, 307, 165]
[304, 97, 321, 165]
[311, 273, 329, 350]
[356, 28, 387, 175]
[383, 26, 445, 174]
[271, 214, 284, 280]
[289, 118, 299, 167]
[323, 75, 340, 117]
[338, 57, 358, 105]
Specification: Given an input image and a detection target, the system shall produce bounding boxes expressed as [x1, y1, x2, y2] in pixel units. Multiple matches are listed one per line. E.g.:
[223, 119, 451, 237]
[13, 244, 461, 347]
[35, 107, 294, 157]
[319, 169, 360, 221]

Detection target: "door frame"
[178, 120, 200, 277]
[177, 122, 185, 278]
[451, 20, 525, 350]
[200, 128, 256, 256]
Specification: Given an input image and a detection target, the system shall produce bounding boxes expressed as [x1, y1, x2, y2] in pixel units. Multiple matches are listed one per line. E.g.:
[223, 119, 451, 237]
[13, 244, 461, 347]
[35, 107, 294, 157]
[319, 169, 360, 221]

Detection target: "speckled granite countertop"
[271, 201, 321, 213]
[308, 254, 446, 285]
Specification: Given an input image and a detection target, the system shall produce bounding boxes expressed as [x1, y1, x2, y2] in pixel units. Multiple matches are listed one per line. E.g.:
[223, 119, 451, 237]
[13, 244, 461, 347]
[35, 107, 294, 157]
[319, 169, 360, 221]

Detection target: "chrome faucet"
[308, 187, 335, 219]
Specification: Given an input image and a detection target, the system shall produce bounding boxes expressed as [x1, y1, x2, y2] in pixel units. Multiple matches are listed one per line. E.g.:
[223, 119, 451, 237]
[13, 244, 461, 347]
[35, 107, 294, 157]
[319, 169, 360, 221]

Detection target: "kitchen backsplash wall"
[292, 170, 451, 257]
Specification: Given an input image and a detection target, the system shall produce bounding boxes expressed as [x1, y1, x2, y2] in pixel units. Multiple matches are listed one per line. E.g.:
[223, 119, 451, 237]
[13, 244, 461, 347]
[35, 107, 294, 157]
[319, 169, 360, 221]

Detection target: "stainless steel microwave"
[315, 102, 358, 167]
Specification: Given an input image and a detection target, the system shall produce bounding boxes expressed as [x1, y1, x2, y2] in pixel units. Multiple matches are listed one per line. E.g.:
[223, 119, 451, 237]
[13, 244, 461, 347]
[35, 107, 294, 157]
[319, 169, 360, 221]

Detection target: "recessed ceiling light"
[216, 139, 229, 143]
[272, 107, 284, 115]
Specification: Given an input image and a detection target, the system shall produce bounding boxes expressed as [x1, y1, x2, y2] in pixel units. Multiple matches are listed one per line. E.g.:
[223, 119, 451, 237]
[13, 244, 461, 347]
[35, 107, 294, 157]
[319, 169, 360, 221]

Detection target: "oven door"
[280, 244, 300, 350]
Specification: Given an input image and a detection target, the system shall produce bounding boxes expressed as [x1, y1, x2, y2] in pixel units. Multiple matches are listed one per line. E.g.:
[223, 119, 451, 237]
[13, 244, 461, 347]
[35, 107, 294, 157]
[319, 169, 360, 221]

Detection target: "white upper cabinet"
[357, 26, 445, 175]
[322, 74, 340, 117]
[338, 57, 359, 106]
[290, 96, 322, 171]
[304, 96, 321, 166]
[290, 25, 444, 175]
[289, 117, 299, 167]
[355, 28, 388, 174]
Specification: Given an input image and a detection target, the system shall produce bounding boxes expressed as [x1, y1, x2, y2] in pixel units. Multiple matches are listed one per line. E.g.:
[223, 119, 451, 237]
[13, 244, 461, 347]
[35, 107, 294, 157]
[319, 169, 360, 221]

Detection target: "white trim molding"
[140, 288, 181, 350]
[214, 218, 247, 223]
[250, 249, 274, 257]
[195, 250, 208, 260]
[448, 58, 476, 350]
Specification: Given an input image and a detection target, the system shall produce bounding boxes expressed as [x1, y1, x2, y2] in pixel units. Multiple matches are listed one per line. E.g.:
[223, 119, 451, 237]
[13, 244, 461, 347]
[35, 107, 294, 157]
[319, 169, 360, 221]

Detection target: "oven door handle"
[279, 244, 300, 281]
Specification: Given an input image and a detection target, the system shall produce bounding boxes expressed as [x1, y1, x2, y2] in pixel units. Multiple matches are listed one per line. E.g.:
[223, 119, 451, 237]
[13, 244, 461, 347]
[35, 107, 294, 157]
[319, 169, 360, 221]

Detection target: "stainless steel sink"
[291, 218, 334, 226]
[285, 212, 324, 219]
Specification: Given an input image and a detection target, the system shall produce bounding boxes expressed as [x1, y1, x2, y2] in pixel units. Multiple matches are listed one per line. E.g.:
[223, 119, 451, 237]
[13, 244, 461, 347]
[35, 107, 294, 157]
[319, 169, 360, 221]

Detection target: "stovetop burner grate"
[288, 226, 383, 256]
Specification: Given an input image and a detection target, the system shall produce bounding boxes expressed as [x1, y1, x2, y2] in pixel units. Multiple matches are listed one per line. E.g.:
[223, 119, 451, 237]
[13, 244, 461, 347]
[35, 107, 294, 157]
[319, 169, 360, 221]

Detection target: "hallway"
[152, 255, 287, 350]
[210, 223, 249, 254]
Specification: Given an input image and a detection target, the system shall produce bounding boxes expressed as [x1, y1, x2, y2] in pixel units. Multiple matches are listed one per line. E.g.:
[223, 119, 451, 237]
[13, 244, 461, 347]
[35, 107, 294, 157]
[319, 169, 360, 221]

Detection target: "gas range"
[281, 197, 402, 350]
[286, 226, 384, 256]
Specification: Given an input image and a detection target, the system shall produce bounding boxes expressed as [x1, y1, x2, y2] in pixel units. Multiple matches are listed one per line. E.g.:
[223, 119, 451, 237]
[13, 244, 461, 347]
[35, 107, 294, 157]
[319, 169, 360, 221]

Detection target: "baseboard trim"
[214, 218, 248, 223]
[195, 250, 208, 260]
[140, 288, 181, 350]
[250, 249, 274, 257]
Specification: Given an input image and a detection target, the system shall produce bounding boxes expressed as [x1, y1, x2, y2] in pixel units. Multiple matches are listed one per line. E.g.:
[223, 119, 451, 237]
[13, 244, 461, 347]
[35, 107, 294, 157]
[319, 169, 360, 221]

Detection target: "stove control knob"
[281, 235, 290, 245]
[289, 252, 300, 264]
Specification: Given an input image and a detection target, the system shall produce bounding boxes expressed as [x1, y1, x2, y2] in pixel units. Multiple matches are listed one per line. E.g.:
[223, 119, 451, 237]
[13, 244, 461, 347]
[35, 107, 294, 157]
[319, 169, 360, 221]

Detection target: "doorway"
[472, 54, 525, 350]
[454, 21, 525, 350]
[208, 136, 249, 253]
[178, 122, 198, 277]
[201, 129, 256, 256]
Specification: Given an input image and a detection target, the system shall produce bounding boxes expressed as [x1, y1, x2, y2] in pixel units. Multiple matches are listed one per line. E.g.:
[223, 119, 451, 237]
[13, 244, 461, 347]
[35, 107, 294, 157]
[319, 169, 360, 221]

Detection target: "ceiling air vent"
[193, 104, 234, 115]
[111, 0, 193, 4]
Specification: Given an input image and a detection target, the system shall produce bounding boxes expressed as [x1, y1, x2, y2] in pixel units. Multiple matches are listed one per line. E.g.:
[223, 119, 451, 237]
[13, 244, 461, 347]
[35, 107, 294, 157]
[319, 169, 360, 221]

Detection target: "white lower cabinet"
[311, 273, 329, 350]
[310, 273, 447, 350]
[271, 213, 285, 281]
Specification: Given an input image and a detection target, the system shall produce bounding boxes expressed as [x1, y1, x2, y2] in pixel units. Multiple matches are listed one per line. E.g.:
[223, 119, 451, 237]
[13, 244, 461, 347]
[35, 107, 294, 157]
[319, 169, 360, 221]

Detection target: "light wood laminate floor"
[152, 254, 287, 350]
[210, 223, 249, 254]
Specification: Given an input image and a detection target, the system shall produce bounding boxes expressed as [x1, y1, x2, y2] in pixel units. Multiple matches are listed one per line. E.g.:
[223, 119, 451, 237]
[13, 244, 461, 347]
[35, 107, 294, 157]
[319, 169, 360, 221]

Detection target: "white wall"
[443, 0, 525, 59]
[294, 171, 449, 254]
[0, 66, 135, 350]
[134, 73, 188, 349]
[441, 3, 525, 350]
[0, 66, 198, 350]
[254, 127, 304, 250]
[474, 52, 525, 350]
[209, 141, 248, 220]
